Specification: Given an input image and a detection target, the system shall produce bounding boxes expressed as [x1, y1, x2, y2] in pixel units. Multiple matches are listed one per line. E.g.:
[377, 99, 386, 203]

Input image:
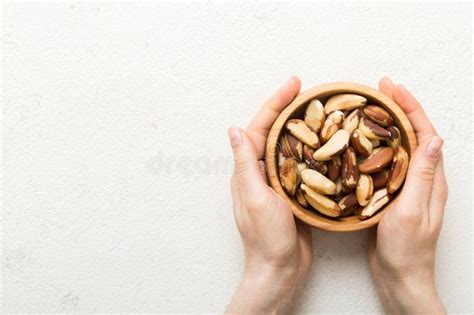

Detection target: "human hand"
[226, 77, 312, 314]
[368, 77, 448, 314]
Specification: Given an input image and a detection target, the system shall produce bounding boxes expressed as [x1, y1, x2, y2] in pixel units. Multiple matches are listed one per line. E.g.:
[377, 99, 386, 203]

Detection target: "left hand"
[367, 78, 448, 314]
[226, 77, 313, 314]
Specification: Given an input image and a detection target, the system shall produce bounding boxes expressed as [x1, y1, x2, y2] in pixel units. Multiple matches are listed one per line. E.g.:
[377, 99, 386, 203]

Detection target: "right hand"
[226, 77, 313, 314]
[368, 77, 448, 314]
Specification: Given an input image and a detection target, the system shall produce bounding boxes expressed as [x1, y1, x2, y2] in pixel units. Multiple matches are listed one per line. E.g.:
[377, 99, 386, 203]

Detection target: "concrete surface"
[2, 2, 472, 313]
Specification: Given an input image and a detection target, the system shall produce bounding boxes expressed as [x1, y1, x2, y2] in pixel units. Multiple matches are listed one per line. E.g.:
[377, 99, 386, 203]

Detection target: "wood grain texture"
[265, 82, 417, 232]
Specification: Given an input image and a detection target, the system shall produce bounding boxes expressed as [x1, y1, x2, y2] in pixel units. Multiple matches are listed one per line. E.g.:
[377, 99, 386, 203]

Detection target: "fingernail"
[228, 126, 242, 148]
[397, 84, 407, 94]
[382, 76, 394, 85]
[283, 76, 296, 89]
[426, 136, 444, 158]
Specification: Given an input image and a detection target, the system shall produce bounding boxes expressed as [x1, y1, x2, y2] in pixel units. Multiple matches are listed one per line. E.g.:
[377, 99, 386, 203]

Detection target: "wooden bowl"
[265, 82, 417, 232]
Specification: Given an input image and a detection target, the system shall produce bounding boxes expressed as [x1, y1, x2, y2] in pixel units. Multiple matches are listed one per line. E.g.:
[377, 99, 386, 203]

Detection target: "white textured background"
[2, 2, 472, 313]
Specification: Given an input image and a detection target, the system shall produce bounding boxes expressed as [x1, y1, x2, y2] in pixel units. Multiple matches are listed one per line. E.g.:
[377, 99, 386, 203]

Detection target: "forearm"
[377, 276, 445, 315]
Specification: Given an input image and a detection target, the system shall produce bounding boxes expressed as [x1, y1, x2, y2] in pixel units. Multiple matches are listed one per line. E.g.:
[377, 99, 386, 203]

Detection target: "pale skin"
[226, 76, 448, 314]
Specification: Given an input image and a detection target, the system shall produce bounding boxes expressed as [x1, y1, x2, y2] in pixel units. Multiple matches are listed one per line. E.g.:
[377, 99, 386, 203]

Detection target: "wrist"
[226, 264, 301, 314]
[378, 274, 445, 314]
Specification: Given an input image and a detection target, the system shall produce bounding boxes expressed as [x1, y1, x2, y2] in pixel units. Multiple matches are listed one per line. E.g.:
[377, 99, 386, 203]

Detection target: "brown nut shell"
[283, 133, 303, 161]
[371, 139, 381, 148]
[363, 105, 394, 127]
[341, 147, 360, 190]
[324, 94, 367, 114]
[356, 174, 374, 206]
[371, 170, 390, 189]
[295, 188, 309, 208]
[387, 126, 401, 148]
[387, 146, 409, 194]
[313, 129, 350, 161]
[301, 184, 342, 217]
[338, 193, 359, 217]
[358, 147, 394, 174]
[359, 117, 391, 140]
[279, 158, 299, 196]
[359, 188, 391, 220]
[326, 156, 342, 182]
[286, 119, 320, 149]
[301, 169, 337, 195]
[303, 145, 328, 174]
[343, 109, 361, 133]
[304, 99, 326, 134]
[278, 151, 286, 167]
[320, 111, 344, 144]
[350, 129, 373, 157]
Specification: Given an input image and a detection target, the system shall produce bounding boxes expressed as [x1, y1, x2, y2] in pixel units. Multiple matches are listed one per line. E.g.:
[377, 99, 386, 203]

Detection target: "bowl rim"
[264, 82, 418, 232]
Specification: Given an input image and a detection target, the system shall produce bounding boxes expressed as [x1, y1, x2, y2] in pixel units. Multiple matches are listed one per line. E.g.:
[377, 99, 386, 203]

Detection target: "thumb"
[366, 227, 377, 266]
[228, 127, 267, 197]
[399, 135, 444, 209]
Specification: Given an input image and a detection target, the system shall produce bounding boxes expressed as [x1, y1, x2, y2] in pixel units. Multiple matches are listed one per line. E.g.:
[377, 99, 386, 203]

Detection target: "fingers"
[228, 127, 268, 197]
[296, 219, 313, 273]
[382, 79, 446, 219]
[392, 84, 437, 142]
[367, 227, 377, 261]
[247, 76, 301, 159]
[230, 175, 241, 208]
[230, 174, 243, 223]
[429, 154, 448, 228]
[398, 136, 444, 212]
[296, 219, 312, 253]
[378, 76, 395, 98]
[258, 160, 269, 185]
[380, 78, 437, 142]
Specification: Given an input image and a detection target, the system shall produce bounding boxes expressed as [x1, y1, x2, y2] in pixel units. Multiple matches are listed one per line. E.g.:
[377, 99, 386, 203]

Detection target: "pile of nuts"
[278, 94, 409, 220]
